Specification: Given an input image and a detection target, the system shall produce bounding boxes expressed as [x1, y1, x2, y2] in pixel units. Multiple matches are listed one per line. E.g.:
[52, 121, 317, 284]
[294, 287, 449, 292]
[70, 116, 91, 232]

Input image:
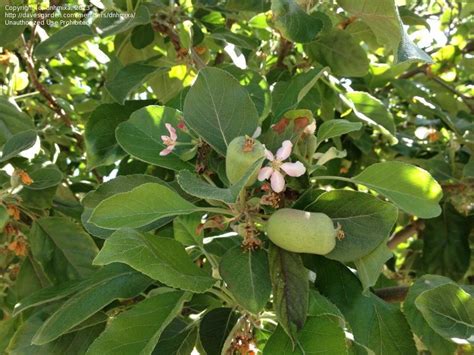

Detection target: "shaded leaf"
[219, 246, 272, 314]
[309, 257, 417, 354]
[199, 308, 239, 355]
[316, 119, 362, 143]
[272, 0, 323, 43]
[84, 101, 155, 169]
[306, 190, 398, 262]
[421, 203, 471, 280]
[177, 158, 263, 203]
[116, 105, 193, 171]
[89, 183, 199, 230]
[353, 161, 443, 218]
[32, 264, 151, 345]
[0, 130, 37, 162]
[403, 275, 458, 354]
[93, 229, 216, 293]
[268, 244, 309, 345]
[306, 30, 369, 77]
[34, 25, 94, 59]
[86, 291, 191, 355]
[416, 283, 474, 344]
[183, 67, 259, 155]
[354, 242, 393, 294]
[81, 174, 170, 238]
[105, 64, 164, 105]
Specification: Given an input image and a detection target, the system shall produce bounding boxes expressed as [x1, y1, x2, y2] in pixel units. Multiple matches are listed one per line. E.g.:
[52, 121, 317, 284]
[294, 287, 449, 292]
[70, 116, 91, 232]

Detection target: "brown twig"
[276, 36, 293, 69]
[19, 36, 73, 128]
[387, 220, 425, 250]
[431, 76, 474, 113]
[374, 286, 409, 303]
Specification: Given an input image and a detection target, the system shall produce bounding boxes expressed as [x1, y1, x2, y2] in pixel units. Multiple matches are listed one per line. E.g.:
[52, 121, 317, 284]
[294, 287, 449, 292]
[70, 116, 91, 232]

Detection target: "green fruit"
[226, 136, 265, 185]
[266, 208, 336, 255]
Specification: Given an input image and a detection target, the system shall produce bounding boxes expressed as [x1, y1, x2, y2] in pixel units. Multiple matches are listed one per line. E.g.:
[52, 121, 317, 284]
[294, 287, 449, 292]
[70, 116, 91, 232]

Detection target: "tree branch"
[387, 219, 425, 250]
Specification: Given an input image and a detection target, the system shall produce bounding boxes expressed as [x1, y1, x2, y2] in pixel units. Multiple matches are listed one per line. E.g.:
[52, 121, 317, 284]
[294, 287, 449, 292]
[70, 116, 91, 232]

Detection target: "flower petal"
[276, 140, 292, 161]
[264, 149, 274, 161]
[159, 146, 174, 156]
[304, 121, 316, 135]
[258, 166, 273, 181]
[165, 123, 177, 141]
[270, 170, 285, 193]
[252, 126, 262, 139]
[281, 161, 306, 177]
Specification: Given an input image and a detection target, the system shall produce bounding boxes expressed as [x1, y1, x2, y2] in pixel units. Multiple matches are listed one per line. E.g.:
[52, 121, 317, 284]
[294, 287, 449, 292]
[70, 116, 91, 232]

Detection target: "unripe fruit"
[266, 208, 336, 255]
[226, 136, 265, 185]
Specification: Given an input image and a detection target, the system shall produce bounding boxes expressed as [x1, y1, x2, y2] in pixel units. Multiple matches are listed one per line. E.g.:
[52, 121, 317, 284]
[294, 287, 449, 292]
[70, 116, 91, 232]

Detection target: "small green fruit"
[226, 136, 265, 185]
[266, 208, 336, 255]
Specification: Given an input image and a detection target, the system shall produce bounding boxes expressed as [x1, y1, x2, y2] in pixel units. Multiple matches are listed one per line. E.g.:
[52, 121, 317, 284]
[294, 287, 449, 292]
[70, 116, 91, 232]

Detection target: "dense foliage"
[0, 0, 473, 353]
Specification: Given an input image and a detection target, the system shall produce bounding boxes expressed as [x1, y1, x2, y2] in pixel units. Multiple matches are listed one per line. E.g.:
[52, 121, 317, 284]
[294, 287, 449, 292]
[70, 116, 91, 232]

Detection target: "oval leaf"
[93, 229, 216, 293]
[183, 67, 259, 155]
[353, 161, 443, 218]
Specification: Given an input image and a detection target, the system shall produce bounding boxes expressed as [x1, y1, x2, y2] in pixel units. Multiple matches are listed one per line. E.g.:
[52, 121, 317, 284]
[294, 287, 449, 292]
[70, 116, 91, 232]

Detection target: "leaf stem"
[313, 175, 354, 184]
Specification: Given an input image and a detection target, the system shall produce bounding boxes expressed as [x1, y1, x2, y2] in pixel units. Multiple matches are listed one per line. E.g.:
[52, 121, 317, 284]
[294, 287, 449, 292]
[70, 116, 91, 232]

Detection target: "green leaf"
[131, 24, 155, 49]
[310, 257, 417, 354]
[268, 244, 309, 346]
[345, 91, 396, 136]
[89, 183, 199, 230]
[0, 96, 34, 146]
[225, 0, 270, 12]
[263, 315, 347, 354]
[416, 283, 474, 344]
[403, 275, 458, 354]
[177, 158, 263, 203]
[173, 213, 203, 247]
[271, 0, 323, 43]
[271, 67, 325, 121]
[336, 0, 401, 50]
[81, 174, 171, 238]
[0, 130, 37, 162]
[421, 203, 471, 280]
[34, 25, 95, 59]
[0, 6, 27, 46]
[84, 101, 155, 169]
[395, 27, 433, 64]
[105, 64, 164, 105]
[153, 319, 197, 355]
[219, 246, 272, 314]
[306, 30, 369, 77]
[93, 229, 216, 293]
[115, 105, 193, 171]
[13, 280, 85, 316]
[199, 308, 239, 355]
[183, 67, 259, 155]
[8, 310, 105, 355]
[354, 242, 393, 294]
[94, 5, 151, 38]
[24, 167, 63, 190]
[316, 119, 362, 143]
[306, 190, 398, 262]
[86, 291, 191, 355]
[29, 217, 99, 282]
[0, 205, 8, 230]
[221, 65, 271, 121]
[353, 161, 443, 218]
[32, 264, 151, 345]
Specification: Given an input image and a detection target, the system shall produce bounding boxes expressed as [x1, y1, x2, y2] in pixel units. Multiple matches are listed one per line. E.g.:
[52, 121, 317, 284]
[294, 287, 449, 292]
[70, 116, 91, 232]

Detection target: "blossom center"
[271, 160, 282, 171]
